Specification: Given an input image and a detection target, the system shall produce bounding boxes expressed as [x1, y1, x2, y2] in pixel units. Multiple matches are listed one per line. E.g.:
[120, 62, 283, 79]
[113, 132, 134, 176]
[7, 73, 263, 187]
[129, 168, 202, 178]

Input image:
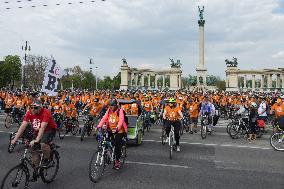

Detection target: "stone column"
[148, 74, 151, 87]
[135, 73, 138, 88]
[196, 13, 207, 89]
[155, 75, 158, 89]
[276, 74, 280, 88]
[179, 74, 182, 88]
[267, 74, 272, 89]
[261, 75, 264, 89]
[252, 75, 256, 90]
[243, 75, 247, 89]
[141, 74, 144, 88]
[281, 74, 284, 89]
[162, 75, 165, 88]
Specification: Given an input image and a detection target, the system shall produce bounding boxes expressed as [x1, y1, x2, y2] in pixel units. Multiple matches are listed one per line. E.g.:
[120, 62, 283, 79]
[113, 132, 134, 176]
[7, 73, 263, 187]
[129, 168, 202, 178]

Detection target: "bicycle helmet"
[109, 99, 118, 106]
[168, 97, 176, 103]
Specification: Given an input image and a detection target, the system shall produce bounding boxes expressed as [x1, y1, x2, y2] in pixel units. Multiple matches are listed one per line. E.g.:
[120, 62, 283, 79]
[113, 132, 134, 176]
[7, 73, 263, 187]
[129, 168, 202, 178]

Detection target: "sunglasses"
[30, 106, 40, 110]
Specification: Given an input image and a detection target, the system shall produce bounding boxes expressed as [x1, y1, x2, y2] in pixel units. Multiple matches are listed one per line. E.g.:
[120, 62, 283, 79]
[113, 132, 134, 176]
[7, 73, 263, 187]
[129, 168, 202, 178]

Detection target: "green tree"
[113, 72, 121, 89]
[98, 76, 113, 90]
[3, 55, 22, 89]
[25, 55, 49, 90]
[216, 80, 226, 91]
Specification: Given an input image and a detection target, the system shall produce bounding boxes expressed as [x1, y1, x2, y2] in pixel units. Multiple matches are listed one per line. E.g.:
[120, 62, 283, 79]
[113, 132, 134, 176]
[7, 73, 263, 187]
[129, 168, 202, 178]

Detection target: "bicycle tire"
[270, 132, 284, 151]
[120, 145, 127, 167]
[4, 115, 13, 129]
[40, 150, 60, 183]
[1, 164, 29, 189]
[161, 129, 166, 145]
[58, 125, 66, 140]
[228, 123, 241, 139]
[71, 120, 79, 135]
[89, 149, 105, 183]
[169, 132, 173, 159]
[200, 123, 207, 140]
[80, 125, 87, 141]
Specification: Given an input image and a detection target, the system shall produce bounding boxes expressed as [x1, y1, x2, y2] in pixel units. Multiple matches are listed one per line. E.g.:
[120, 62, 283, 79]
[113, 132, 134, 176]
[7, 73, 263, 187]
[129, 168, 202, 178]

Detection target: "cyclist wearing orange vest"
[163, 97, 183, 152]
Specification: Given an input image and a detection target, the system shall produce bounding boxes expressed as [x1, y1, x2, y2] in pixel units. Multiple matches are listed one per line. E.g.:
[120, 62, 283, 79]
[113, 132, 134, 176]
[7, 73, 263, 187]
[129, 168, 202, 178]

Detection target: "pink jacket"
[97, 108, 128, 133]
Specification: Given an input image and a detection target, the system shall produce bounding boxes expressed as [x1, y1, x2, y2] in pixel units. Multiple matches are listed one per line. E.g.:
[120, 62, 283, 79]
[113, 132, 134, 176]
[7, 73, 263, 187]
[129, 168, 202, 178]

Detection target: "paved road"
[0, 115, 283, 189]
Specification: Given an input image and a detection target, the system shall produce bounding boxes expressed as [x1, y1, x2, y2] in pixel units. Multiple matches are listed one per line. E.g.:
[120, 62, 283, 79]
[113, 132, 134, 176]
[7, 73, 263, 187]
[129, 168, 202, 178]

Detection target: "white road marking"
[126, 161, 191, 169]
[143, 139, 272, 150]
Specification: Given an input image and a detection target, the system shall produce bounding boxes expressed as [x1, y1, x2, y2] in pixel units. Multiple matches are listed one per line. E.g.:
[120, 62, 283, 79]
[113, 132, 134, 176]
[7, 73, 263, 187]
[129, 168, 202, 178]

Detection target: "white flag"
[41, 57, 63, 96]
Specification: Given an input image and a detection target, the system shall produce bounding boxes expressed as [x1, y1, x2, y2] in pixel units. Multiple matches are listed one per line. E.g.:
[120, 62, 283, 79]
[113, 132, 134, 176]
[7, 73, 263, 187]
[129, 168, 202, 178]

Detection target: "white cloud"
[272, 51, 284, 59]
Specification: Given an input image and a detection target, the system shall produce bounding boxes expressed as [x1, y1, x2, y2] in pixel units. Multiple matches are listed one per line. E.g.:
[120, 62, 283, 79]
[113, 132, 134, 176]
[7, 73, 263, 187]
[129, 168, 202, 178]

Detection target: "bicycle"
[1, 142, 60, 189]
[89, 128, 127, 183]
[200, 113, 212, 139]
[141, 111, 151, 135]
[4, 107, 24, 129]
[81, 114, 100, 141]
[58, 115, 80, 139]
[228, 116, 262, 139]
[270, 125, 284, 151]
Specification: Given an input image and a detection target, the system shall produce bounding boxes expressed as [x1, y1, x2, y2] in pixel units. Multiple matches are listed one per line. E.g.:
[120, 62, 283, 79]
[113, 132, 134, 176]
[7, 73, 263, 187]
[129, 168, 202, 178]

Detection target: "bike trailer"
[126, 115, 143, 145]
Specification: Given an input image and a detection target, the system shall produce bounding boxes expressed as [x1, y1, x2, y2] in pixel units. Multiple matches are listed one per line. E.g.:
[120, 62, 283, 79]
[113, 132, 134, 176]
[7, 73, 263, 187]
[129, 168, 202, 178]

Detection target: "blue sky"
[0, 0, 284, 79]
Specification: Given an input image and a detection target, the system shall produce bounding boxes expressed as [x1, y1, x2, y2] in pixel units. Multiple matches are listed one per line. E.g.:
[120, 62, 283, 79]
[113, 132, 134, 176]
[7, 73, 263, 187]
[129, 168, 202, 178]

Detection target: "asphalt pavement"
[0, 114, 283, 189]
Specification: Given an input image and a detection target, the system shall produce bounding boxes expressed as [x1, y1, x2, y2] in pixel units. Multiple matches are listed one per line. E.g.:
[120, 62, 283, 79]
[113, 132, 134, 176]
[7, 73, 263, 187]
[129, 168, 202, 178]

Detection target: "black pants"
[164, 120, 181, 146]
[108, 131, 126, 161]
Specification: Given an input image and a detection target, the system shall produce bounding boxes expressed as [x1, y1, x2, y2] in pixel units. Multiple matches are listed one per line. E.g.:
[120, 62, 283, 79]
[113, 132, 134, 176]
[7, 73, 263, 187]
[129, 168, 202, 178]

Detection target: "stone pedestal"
[120, 62, 129, 90]
[226, 67, 239, 91]
[169, 67, 182, 90]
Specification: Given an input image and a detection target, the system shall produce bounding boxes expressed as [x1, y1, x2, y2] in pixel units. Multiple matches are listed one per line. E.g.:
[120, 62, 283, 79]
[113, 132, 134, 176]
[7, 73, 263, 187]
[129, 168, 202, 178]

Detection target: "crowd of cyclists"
[0, 88, 284, 186]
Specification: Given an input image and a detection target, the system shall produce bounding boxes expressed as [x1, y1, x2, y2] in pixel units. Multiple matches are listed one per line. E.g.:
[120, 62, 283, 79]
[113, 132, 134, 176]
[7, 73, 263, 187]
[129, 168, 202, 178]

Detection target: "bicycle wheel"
[161, 128, 166, 145]
[89, 149, 105, 183]
[1, 164, 29, 189]
[228, 123, 241, 139]
[80, 124, 87, 141]
[40, 150, 60, 183]
[120, 145, 127, 167]
[71, 120, 79, 135]
[270, 132, 284, 151]
[169, 133, 173, 160]
[58, 124, 66, 140]
[200, 124, 207, 140]
[4, 115, 14, 129]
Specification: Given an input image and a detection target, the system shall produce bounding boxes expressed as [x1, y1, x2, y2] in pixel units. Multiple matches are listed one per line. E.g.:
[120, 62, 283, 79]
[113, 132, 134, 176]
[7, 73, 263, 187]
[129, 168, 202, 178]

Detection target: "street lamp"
[21, 41, 31, 90]
[95, 66, 98, 90]
[89, 58, 94, 73]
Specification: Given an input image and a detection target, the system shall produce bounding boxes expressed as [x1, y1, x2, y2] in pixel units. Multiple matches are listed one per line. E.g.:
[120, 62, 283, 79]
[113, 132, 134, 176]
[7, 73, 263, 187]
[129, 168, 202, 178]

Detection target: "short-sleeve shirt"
[23, 108, 57, 133]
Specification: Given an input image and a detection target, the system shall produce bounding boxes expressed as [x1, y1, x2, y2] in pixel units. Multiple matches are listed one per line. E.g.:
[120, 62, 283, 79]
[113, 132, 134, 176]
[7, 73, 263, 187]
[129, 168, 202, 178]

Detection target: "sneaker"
[114, 160, 121, 170]
[189, 131, 193, 134]
[176, 146, 181, 152]
[165, 137, 169, 143]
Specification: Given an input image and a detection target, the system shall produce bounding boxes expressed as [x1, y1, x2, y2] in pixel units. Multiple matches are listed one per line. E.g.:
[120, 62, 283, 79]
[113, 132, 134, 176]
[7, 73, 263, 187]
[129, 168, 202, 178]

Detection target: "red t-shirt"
[24, 108, 57, 132]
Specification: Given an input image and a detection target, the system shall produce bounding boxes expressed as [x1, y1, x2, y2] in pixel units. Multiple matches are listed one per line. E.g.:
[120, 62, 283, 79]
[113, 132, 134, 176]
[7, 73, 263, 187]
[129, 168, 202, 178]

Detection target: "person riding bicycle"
[11, 99, 57, 170]
[162, 97, 183, 152]
[96, 99, 128, 170]
[271, 96, 284, 131]
[199, 96, 214, 132]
